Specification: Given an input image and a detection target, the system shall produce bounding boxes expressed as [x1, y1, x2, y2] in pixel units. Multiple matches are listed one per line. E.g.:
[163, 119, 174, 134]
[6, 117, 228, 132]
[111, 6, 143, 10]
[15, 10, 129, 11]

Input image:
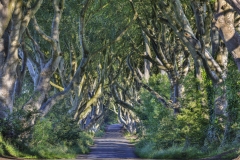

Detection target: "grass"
[135, 139, 240, 160]
[220, 149, 240, 159]
[152, 145, 202, 159]
[94, 123, 108, 137]
[136, 142, 155, 158]
[29, 144, 75, 159]
[0, 134, 36, 159]
[94, 129, 105, 137]
[201, 146, 240, 160]
[124, 131, 139, 144]
[0, 133, 94, 159]
[0, 140, 75, 159]
[135, 143, 204, 159]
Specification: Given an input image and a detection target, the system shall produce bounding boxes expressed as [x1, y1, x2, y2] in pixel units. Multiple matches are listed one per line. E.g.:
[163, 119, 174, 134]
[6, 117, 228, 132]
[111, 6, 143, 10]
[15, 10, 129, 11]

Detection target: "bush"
[136, 74, 181, 148]
[24, 113, 94, 158]
[135, 73, 219, 159]
[0, 98, 94, 159]
[135, 139, 155, 158]
[177, 71, 210, 146]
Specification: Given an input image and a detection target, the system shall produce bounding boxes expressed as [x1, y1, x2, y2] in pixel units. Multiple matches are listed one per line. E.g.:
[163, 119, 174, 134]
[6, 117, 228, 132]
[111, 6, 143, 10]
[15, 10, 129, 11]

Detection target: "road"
[77, 124, 138, 159]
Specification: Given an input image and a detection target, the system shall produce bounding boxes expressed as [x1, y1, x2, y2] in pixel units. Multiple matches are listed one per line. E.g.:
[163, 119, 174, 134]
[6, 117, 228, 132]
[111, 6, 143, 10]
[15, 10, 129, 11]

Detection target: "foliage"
[0, 134, 36, 159]
[93, 121, 106, 138]
[135, 71, 240, 159]
[104, 108, 118, 125]
[25, 100, 94, 158]
[0, 99, 93, 159]
[225, 58, 240, 143]
[136, 74, 180, 149]
[1, 0, 240, 159]
[94, 129, 105, 137]
[178, 70, 209, 146]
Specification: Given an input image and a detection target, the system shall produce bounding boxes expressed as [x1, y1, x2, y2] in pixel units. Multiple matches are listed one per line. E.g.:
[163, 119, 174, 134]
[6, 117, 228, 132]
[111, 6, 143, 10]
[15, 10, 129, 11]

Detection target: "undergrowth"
[135, 140, 240, 159]
[134, 73, 240, 159]
[0, 100, 94, 159]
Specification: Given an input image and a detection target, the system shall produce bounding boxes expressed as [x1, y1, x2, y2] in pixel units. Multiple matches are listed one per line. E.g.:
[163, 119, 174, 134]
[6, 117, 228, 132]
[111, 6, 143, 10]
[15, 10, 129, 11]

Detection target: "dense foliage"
[0, 100, 93, 158]
[135, 70, 240, 159]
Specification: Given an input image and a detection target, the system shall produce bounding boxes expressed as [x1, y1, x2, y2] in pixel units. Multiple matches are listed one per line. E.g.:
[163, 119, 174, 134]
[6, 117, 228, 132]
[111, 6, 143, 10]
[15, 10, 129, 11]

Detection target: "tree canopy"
[1, 0, 240, 159]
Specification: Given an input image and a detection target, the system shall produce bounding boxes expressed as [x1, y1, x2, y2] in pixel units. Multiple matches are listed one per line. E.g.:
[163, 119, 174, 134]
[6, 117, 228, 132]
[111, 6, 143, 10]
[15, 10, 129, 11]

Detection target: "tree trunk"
[215, 0, 240, 70]
[23, 0, 63, 116]
[0, 1, 22, 118]
[169, 76, 181, 114]
[0, 0, 43, 118]
[0, 0, 16, 38]
[142, 31, 151, 82]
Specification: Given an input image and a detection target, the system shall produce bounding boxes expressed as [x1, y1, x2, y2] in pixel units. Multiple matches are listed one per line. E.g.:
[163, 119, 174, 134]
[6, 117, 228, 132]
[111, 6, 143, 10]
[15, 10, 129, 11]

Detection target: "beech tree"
[1, 0, 240, 158]
[0, 0, 43, 118]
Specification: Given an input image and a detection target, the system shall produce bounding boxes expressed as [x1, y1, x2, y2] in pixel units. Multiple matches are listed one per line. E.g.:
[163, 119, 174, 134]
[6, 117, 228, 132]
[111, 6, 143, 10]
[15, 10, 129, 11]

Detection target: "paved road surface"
[77, 124, 138, 159]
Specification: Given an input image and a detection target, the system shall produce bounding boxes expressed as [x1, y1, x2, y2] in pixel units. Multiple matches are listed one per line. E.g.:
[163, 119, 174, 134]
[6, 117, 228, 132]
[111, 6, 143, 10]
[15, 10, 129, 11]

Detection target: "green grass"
[221, 149, 240, 159]
[94, 129, 105, 137]
[152, 145, 202, 159]
[203, 146, 240, 160]
[124, 131, 139, 144]
[135, 141, 155, 158]
[93, 123, 108, 138]
[135, 144, 204, 159]
[0, 134, 36, 159]
[0, 133, 93, 159]
[29, 144, 75, 159]
[135, 139, 240, 160]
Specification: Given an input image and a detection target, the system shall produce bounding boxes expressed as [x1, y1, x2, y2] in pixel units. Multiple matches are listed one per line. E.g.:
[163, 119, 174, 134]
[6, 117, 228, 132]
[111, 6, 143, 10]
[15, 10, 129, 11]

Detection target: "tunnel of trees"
[1, 0, 240, 159]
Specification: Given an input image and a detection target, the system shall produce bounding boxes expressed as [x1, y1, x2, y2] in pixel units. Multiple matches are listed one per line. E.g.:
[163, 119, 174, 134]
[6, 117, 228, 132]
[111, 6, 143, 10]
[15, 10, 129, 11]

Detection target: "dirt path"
[77, 124, 138, 159]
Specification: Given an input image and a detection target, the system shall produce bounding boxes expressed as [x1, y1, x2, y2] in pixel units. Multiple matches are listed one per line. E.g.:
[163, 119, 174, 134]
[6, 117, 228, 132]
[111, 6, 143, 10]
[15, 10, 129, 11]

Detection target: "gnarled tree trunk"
[0, 1, 23, 117]
[0, 0, 43, 118]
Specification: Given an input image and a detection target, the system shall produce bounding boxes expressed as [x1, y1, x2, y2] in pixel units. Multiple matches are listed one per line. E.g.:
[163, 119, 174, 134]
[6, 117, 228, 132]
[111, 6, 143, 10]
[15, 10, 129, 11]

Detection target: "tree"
[0, 0, 43, 118]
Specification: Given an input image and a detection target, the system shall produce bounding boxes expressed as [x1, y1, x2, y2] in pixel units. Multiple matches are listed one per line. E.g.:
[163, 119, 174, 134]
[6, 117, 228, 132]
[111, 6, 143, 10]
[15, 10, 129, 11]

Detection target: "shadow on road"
[77, 124, 138, 159]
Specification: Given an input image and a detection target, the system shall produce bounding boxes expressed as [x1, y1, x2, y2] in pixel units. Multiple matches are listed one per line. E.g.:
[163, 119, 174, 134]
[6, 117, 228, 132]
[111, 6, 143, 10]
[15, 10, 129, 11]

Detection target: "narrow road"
[77, 124, 138, 159]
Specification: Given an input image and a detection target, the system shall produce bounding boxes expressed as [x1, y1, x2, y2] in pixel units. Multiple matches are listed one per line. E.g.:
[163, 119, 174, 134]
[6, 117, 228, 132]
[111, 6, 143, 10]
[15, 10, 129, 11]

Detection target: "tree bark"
[0, 1, 22, 117]
[0, 0, 16, 38]
[23, 0, 63, 114]
[0, 0, 43, 118]
[142, 31, 151, 82]
[215, 0, 240, 70]
[225, 0, 240, 14]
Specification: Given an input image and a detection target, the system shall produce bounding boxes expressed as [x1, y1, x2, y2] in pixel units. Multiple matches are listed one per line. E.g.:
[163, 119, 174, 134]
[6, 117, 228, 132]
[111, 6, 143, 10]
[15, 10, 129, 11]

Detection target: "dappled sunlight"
[77, 124, 138, 159]
[2, 0, 240, 159]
